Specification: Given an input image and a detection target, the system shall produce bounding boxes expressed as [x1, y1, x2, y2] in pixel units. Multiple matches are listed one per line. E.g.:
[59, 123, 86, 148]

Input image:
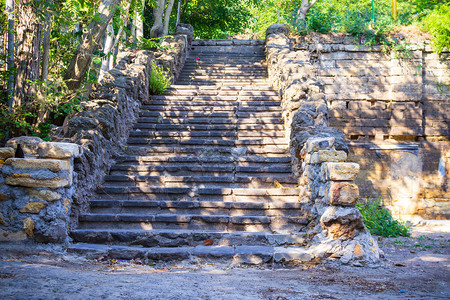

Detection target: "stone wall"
[266, 25, 380, 266]
[266, 26, 449, 221]
[0, 28, 192, 243]
[0, 138, 81, 243]
[291, 34, 449, 220]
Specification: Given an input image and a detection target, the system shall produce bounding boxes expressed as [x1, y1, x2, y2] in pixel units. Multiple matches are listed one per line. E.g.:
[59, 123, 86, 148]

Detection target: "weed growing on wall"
[149, 64, 172, 95]
[357, 197, 411, 238]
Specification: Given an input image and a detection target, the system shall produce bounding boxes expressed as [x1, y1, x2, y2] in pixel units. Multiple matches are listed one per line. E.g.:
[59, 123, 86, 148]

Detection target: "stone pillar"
[0, 137, 82, 243]
[299, 136, 381, 266]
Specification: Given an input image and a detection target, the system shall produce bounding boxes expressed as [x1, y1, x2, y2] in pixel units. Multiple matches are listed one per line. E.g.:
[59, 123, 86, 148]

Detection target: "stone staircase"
[69, 40, 313, 264]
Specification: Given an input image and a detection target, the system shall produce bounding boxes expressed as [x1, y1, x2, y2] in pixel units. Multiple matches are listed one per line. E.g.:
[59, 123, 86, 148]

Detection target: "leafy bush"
[356, 198, 410, 238]
[422, 4, 450, 54]
[149, 64, 172, 95]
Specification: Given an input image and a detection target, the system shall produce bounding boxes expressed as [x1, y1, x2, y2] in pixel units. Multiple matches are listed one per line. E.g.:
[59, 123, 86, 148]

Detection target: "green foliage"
[0, 104, 37, 140]
[356, 198, 411, 238]
[149, 64, 171, 95]
[182, 0, 255, 39]
[421, 4, 450, 54]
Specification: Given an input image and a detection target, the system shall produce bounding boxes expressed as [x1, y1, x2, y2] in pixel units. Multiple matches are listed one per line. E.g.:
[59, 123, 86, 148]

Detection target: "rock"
[6, 136, 44, 155]
[328, 182, 359, 206]
[0, 212, 9, 226]
[0, 147, 14, 160]
[0, 229, 27, 241]
[5, 176, 70, 189]
[273, 247, 314, 262]
[0, 193, 7, 201]
[304, 137, 335, 153]
[310, 150, 347, 164]
[28, 189, 61, 201]
[23, 217, 35, 237]
[175, 23, 194, 45]
[4, 158, 71, 172]
[20, 202, 47, 214]
[37, 142, 82, 159]
[324, 162, 359, 181]
[233, 246, 273, 265]
[320, 206, 365, 239]
[266, 24, 290, 36]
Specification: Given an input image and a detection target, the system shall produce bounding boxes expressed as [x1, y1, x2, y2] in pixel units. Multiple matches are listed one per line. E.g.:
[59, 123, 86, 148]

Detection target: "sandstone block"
[28, 189, 62, 201]
[304, 137, 335, 154]
[324, 162, 360, 181]
[20, 202, 48, 214]
[0, 147, 14, 160]
[37, 142, 82, 159]
[329, 182, 359, 206]
[310, 150, 347, 164]
[23, 217, 35, 237]
[6, 136, 44, 155]
[5, 158, 71, 172]
[5, 176, 70, 189]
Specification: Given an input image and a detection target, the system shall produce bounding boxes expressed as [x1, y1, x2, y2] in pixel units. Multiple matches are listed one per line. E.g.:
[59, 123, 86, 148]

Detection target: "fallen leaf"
[203, 239, 214, 246]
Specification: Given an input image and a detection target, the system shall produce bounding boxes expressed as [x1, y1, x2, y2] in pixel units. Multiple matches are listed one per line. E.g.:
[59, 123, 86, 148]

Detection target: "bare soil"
[0, 225, 448, 300]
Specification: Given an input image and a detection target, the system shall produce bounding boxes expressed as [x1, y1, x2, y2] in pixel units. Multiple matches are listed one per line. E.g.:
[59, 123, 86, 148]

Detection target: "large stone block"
[23, 217, 35, 237]
[28, 189, 62, 201]
[304, 137, 335, 154]
[37, 142, 82, 159]
[324, 162, 360, 181]
[6, 136, 44, 155]
[0, 147, 14, 161]
[4, 158, 71, 172]
[310, 150, 347, 164]
[328, 182, 359, 206]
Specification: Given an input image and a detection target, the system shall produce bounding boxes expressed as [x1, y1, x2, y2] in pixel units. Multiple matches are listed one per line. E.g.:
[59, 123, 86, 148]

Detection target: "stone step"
[134, 118, 283, 126]
[126, 138, 288, 147]
[70, 229, 306, 248]
[68, 243, 314, 264]
[88, 200, 307, 216]
[102, 175, 297, 188]
[123, 145, 290, 156]
[191, 39, 265, 46]
[133, 123, 284, 131]
[113, 155, 291, 164]
[162, 90, 277, 97]
[151, 95, 280, 101]
[168, 85, 275, 91]
[77, 213, 308, 232]
[138, 111, 282, 118]
[175, 80, 269, 86]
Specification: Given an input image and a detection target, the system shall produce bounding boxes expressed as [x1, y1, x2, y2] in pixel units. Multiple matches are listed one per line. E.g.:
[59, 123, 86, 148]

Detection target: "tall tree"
[150, 0, 176, 38]
[296, 0, 318, 29]
[5, 0, 14, 109]
[14, 0, 42, 108]
[64, 0, 121, 91]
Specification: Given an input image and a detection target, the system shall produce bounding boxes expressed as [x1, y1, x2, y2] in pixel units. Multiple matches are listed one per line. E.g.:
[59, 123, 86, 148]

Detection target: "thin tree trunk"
[296, 0, 317, 30]
[150, 0, 166, 38]
[108, 1, 131, 71]
[5, 0, 14, 109]
[132, 0, 144, 43]
[99, 22, 114, 81]
[162, 0, 175, 36]
[64, 0, 121, 91]
[14, 0, 42, 109]
[41, 9, 52, 83]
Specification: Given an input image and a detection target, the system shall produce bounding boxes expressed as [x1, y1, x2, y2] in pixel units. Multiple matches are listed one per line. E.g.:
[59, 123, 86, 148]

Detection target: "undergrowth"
[149, 64, 172, 95]
[357, 198, 410, 238]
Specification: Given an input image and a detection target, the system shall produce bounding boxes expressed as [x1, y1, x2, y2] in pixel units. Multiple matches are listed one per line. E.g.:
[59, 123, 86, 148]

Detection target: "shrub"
[356, 198, 410, 238]
[149, 64, 172, 95]
[422, 4, 450, 54]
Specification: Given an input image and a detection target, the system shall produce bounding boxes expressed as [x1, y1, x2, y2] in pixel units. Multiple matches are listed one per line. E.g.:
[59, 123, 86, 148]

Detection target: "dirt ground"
[0, 224, 449, 300]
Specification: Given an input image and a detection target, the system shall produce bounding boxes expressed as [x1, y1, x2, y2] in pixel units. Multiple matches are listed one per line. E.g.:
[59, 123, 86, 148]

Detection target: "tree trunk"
[162, 0, 175, 36]
[99, 22, 114, 82]
[132, 0, 144, 42]
[150, 0, 166, 38]
[296, 0, 317, 30]
[64, 0, 121, 91]
[41, 9, 52, 83]
[14, 0, 42, 109]
[5, 0, 14, 109]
